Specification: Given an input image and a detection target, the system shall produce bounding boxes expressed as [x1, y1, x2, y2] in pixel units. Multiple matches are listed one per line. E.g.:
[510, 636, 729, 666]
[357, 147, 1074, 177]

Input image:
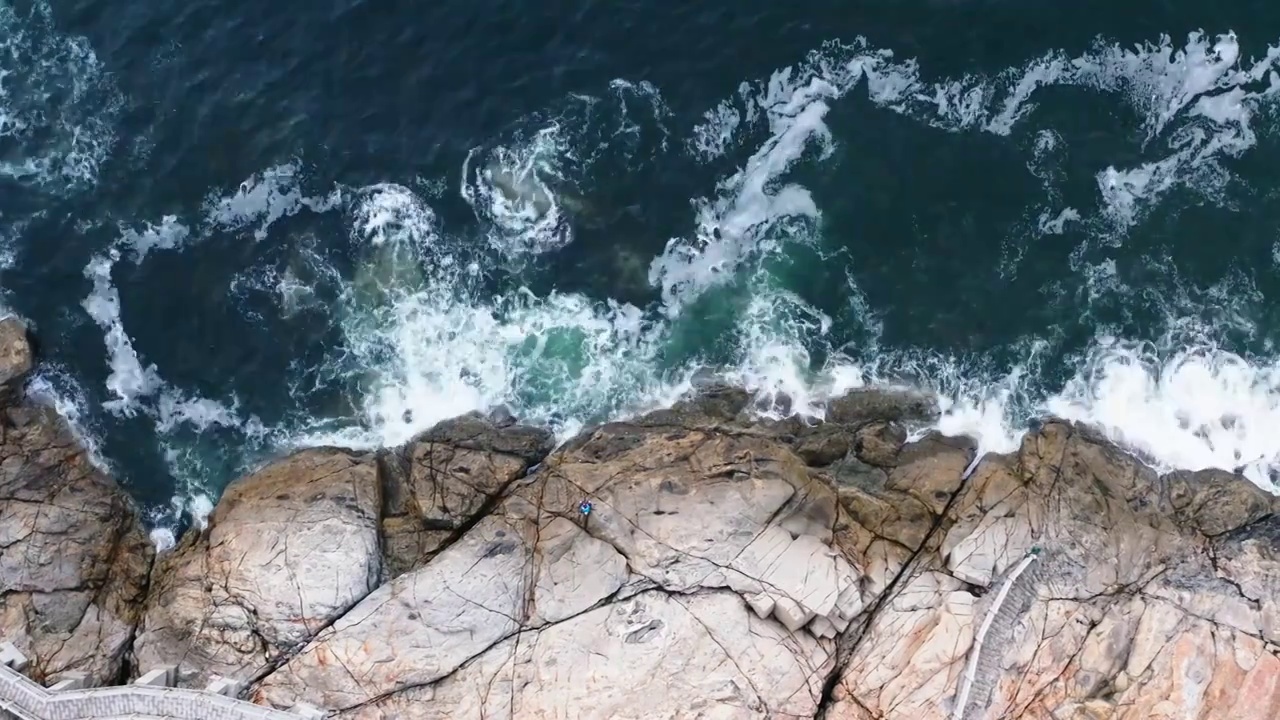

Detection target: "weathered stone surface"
[9, 352, 1274, 720]
[249, 405, 1280, 720]
[0, 335, 151, 687]
[826, 387, 940, 426]
[345, 590, 831, 720]
[131, 449, 382, 688]
[0, 317, 33, 403]
[855, 420, 907, 467]
[251, 414, 855, 717]
[827, 420, 1280, 720]
[377, 412, 553, 578]
[792, 423, 854, 466]
[251, 503, 630, 712]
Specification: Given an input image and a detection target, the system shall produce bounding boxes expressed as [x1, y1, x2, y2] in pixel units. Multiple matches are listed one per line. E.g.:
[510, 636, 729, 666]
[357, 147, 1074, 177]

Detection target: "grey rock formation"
[0, 323, 153, 687]
[3, 353, 1277, 720]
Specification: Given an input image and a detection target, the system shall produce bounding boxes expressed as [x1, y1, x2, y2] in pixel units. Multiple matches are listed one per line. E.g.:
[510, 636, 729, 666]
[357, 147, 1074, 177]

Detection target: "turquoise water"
[5, 0, 1280, 544]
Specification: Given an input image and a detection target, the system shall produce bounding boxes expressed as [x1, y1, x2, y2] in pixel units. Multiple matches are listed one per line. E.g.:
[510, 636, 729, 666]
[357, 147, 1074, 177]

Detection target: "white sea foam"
[71, 29, 1280, 555]
[204, 161, 344, 240]
[661, 31, 1280, 492]
[82, 250, 164, 415]
[26, 366, 111, 472]
[76, 163, 349, 542]
[1047, 338, 1280, 490]
[80, 213, 272, 535]
[461, 131, 575, 258]
[461, 83, 671, 260]
[292, 183, 688, 449]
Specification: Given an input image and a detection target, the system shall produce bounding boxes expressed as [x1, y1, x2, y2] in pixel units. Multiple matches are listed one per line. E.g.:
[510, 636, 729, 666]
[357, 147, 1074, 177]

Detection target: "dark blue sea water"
[6, 0, 1280, 544]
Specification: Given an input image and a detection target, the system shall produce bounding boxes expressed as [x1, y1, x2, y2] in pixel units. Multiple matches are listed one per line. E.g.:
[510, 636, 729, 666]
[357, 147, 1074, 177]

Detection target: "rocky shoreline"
[2, 322, 1278, 719]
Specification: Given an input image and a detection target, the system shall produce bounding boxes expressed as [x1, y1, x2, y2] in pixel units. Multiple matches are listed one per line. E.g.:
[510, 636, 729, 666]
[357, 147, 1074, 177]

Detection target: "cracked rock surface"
[131, 448, 383, 688]
[250, 403, 846, 718]
[826, 421, 1280, 720]
[377, 412, 553, 579]
[6, 360, 1279, 719]
[181, 390, 1280, 718]
[0, 321, 153, 686]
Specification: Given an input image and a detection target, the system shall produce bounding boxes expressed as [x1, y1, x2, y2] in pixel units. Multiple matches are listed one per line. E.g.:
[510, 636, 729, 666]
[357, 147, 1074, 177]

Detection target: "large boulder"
[825, 387, 940, 427]
[0, 322, 152, 686]
[133, 412, 555, 690]
[131, 448, 383, 688]
[378, 412, 553, 578]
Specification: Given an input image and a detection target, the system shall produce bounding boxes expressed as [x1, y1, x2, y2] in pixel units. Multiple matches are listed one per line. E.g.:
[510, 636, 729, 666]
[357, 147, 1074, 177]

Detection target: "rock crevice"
[2, 349, 1277, 720]
[0, 318, 154, 688]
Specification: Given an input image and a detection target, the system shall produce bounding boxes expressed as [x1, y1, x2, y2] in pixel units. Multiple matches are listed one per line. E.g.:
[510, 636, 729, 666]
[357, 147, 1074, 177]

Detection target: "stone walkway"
[0, 644, 323, 720]
[951, 548, 1045, 720]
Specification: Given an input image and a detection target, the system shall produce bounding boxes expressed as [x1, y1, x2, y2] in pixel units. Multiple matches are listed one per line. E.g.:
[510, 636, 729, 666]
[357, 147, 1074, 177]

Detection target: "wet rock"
[826, 387, 940, 427]
[855, 420, 908, 467]
[0, 317, 33, 405]
[792, 423, 854, 466]
[689, 366, 723, 388]
[828, 435, 968, 554]
[378, 413, 553, 577]
[752, 391, 793, 418]
[486, 404, 516, 428]
[0, 401, 152, 686]
[1166, 467, 1276, 537]
[419, 410, 554, 465]
[638, 384, 751, 427]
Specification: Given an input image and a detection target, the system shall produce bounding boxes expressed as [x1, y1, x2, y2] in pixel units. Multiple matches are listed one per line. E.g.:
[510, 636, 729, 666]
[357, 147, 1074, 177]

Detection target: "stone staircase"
[0, 642, 325, 720]
[952, 548, 1046, 720]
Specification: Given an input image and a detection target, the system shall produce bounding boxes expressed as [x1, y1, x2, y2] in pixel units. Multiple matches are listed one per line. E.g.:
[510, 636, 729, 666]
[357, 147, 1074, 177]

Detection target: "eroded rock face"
[131, 412, 554, 690]
[251, 410, 854, 718]
[194, 394, 1276, 719]
[352, 590, 831, 720]
[131, 449, 383, 688]
[827, 421, 1280, 720]
[0, 317, 33, 403]
[0, 325, 152, 687]
[378, 412, 554, 578]
[826, 387, 940, 427]
[43, 377, 1268, 720]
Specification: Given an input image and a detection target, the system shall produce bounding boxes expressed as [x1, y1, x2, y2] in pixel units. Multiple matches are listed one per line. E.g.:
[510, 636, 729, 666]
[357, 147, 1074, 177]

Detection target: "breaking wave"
[34, 28, 1280, 541]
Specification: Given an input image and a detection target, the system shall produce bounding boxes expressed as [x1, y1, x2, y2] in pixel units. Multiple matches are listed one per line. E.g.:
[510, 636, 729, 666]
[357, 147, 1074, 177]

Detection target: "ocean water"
[6, 0, 1280, 546]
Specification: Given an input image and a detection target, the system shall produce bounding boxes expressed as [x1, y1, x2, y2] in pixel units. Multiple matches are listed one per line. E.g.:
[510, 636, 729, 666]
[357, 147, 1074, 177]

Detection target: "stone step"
[46, 673, 89, 693]
[132, 667, 176, 688]
[0, 644, 28, 673]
